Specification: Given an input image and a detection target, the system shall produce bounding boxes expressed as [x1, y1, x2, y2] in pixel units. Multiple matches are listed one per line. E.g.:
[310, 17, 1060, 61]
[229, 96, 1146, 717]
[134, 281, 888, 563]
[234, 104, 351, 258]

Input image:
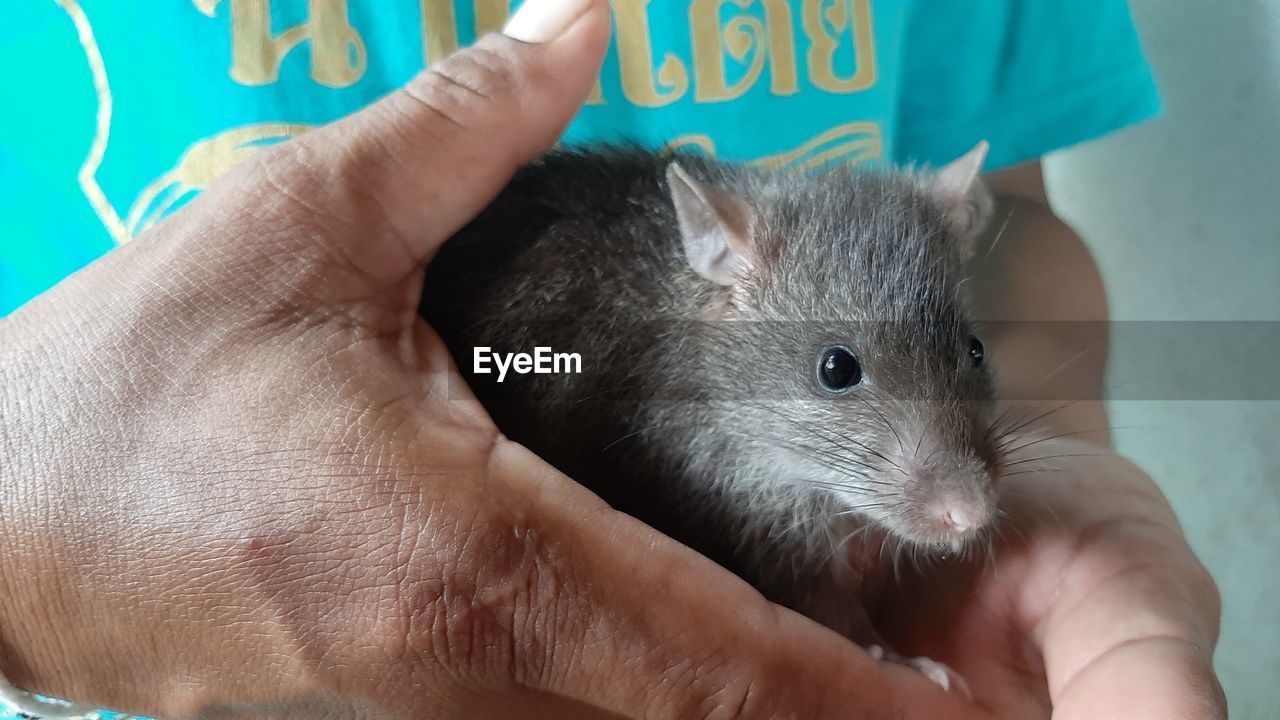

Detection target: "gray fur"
[420, 145, 1002, 620]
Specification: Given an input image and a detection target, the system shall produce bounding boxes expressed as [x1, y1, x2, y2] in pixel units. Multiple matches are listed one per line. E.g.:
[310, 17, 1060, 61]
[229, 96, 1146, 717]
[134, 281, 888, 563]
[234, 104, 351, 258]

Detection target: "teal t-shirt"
[0, 0, 1160, 318]
[0, 1, 1158, 717]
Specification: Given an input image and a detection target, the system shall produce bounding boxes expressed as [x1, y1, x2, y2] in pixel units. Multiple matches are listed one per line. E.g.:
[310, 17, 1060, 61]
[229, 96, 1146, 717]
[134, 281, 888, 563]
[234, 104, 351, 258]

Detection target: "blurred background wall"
[1045, 0, 1280, 715]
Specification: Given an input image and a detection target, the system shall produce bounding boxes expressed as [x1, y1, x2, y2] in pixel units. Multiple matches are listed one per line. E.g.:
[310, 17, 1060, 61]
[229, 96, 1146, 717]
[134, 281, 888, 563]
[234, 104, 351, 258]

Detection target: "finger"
[1043, 554, 1225, 719]
[1043, 561, 1225, 720]
[412, 439, 994, 720]
[1019, 450, 1226, 719]
[209, 0, 610, 283]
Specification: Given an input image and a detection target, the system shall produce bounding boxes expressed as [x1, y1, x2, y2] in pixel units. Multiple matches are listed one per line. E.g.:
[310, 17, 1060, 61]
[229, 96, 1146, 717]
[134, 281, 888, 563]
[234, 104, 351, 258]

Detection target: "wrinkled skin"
[0, 2, 1224, 719]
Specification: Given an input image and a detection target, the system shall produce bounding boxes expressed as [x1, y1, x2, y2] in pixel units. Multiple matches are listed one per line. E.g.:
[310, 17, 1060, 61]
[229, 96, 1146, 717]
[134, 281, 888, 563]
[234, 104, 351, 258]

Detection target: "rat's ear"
[926, 141, 994, 260]
[666, 162, 757, 286]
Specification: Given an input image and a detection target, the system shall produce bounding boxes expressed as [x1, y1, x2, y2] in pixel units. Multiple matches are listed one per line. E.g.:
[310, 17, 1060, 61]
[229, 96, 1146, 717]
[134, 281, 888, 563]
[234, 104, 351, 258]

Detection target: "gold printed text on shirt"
[54, 0, 129, 245]
[197, 0, 367, 87]
[420, 0, 506, 63]
[615, 0, 689, 107]
[689, 0, 799, 102]
[56, 0, 887, 247]
[803, 0, 876, 93]
[127, 124, 311, 238]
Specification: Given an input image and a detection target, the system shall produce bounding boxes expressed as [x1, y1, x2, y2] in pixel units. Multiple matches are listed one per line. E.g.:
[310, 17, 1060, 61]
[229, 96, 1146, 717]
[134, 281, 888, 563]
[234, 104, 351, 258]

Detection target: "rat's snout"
[924, 484, 994, 537]
[899, 458, 998, 546]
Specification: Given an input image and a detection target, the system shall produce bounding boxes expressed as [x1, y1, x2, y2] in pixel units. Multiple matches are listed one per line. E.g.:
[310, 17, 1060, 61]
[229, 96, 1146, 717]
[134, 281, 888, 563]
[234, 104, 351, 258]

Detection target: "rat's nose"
[941, 506, 978, 533]
[927, 495, 990, 537]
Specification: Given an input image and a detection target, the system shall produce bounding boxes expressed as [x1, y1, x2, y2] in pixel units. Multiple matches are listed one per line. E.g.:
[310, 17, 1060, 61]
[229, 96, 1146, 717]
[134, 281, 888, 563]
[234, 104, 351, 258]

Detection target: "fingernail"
[503, 0, 592, 43]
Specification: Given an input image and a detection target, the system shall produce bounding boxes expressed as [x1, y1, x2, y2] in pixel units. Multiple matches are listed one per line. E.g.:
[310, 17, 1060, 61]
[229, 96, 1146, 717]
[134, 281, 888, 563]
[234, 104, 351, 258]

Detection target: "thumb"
[207, 0, 609, 285]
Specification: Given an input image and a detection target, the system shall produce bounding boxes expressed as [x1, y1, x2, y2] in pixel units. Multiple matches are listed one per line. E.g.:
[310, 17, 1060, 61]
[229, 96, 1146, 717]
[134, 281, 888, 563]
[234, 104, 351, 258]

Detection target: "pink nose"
[940, 506, 978, 533]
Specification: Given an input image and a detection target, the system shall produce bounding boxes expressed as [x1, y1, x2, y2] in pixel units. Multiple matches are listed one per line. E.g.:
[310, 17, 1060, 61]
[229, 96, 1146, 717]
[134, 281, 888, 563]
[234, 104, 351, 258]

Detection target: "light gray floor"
[1045, 1, 1280, 715]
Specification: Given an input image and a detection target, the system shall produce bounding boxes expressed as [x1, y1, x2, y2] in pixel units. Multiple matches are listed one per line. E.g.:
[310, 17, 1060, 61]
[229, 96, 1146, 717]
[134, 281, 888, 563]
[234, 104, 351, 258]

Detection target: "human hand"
[0, 1, 992, 718]
[874, 434, 1226, 719]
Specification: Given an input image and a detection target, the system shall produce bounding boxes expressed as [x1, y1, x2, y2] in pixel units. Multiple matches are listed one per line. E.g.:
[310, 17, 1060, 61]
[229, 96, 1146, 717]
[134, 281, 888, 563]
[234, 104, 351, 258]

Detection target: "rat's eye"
[817, 346, 862, 392]
[968, 335, 985, 368]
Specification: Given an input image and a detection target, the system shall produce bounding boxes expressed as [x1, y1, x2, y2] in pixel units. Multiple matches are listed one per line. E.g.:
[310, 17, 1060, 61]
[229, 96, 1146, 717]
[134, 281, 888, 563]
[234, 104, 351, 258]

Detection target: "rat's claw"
[869, 645, 972, 698]
[904, 656, 971, 698]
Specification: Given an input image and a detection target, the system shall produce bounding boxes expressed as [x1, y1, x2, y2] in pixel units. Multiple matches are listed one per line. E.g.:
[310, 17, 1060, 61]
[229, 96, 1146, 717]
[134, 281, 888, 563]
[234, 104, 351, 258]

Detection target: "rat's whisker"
[832, 503, 894, 517]
[755, 434, 898, 488]
[996, 426, 1121, 456]
[745, 404, 906, 480]
[853, 392, 906, 455]
[994, 399, 1083, 440]
[826, 426, 909, 477]
[995, 452, 1101, 469]
[788, 447, 896, 487]
[965, 205, 1015, 282]
[572, 382, 640, 405]
[998, 468, 1065, 479]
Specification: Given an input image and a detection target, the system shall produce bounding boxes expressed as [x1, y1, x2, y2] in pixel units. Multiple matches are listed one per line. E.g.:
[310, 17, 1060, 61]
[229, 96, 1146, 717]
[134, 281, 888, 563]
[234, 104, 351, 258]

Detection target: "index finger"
[472, 440, 995, 720]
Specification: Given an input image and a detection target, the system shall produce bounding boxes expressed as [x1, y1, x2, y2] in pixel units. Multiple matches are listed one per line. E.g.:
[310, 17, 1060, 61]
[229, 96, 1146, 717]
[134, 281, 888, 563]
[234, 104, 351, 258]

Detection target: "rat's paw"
[904, 655, 971, 698]
[868, 645, 971, 698]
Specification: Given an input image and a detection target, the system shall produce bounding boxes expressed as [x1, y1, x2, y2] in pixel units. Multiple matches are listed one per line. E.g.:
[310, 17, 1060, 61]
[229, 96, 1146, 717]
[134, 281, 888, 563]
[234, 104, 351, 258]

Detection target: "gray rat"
[420, 143, 1001, 689]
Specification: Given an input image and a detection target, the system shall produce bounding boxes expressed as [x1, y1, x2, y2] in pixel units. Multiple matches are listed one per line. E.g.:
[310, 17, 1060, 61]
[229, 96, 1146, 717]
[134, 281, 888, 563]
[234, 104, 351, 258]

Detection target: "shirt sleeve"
[892, 0, 1162, 170]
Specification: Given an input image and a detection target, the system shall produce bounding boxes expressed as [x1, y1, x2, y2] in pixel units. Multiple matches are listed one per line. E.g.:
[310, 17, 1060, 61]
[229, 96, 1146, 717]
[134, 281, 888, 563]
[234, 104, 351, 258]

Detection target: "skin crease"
[0, 1, 1224, 719]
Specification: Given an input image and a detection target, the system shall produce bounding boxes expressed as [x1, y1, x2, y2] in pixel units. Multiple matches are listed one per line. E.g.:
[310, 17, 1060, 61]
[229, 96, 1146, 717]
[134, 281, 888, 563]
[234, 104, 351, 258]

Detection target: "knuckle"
[240, 141, 363, 236]
[651, 613, 820, 720]
[671, 661, 792, 720]
[393, 494, 580, 691]
[401, 37, 521, 129]
[214, 139, 393, 302]
[691, 676, 764, 720]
